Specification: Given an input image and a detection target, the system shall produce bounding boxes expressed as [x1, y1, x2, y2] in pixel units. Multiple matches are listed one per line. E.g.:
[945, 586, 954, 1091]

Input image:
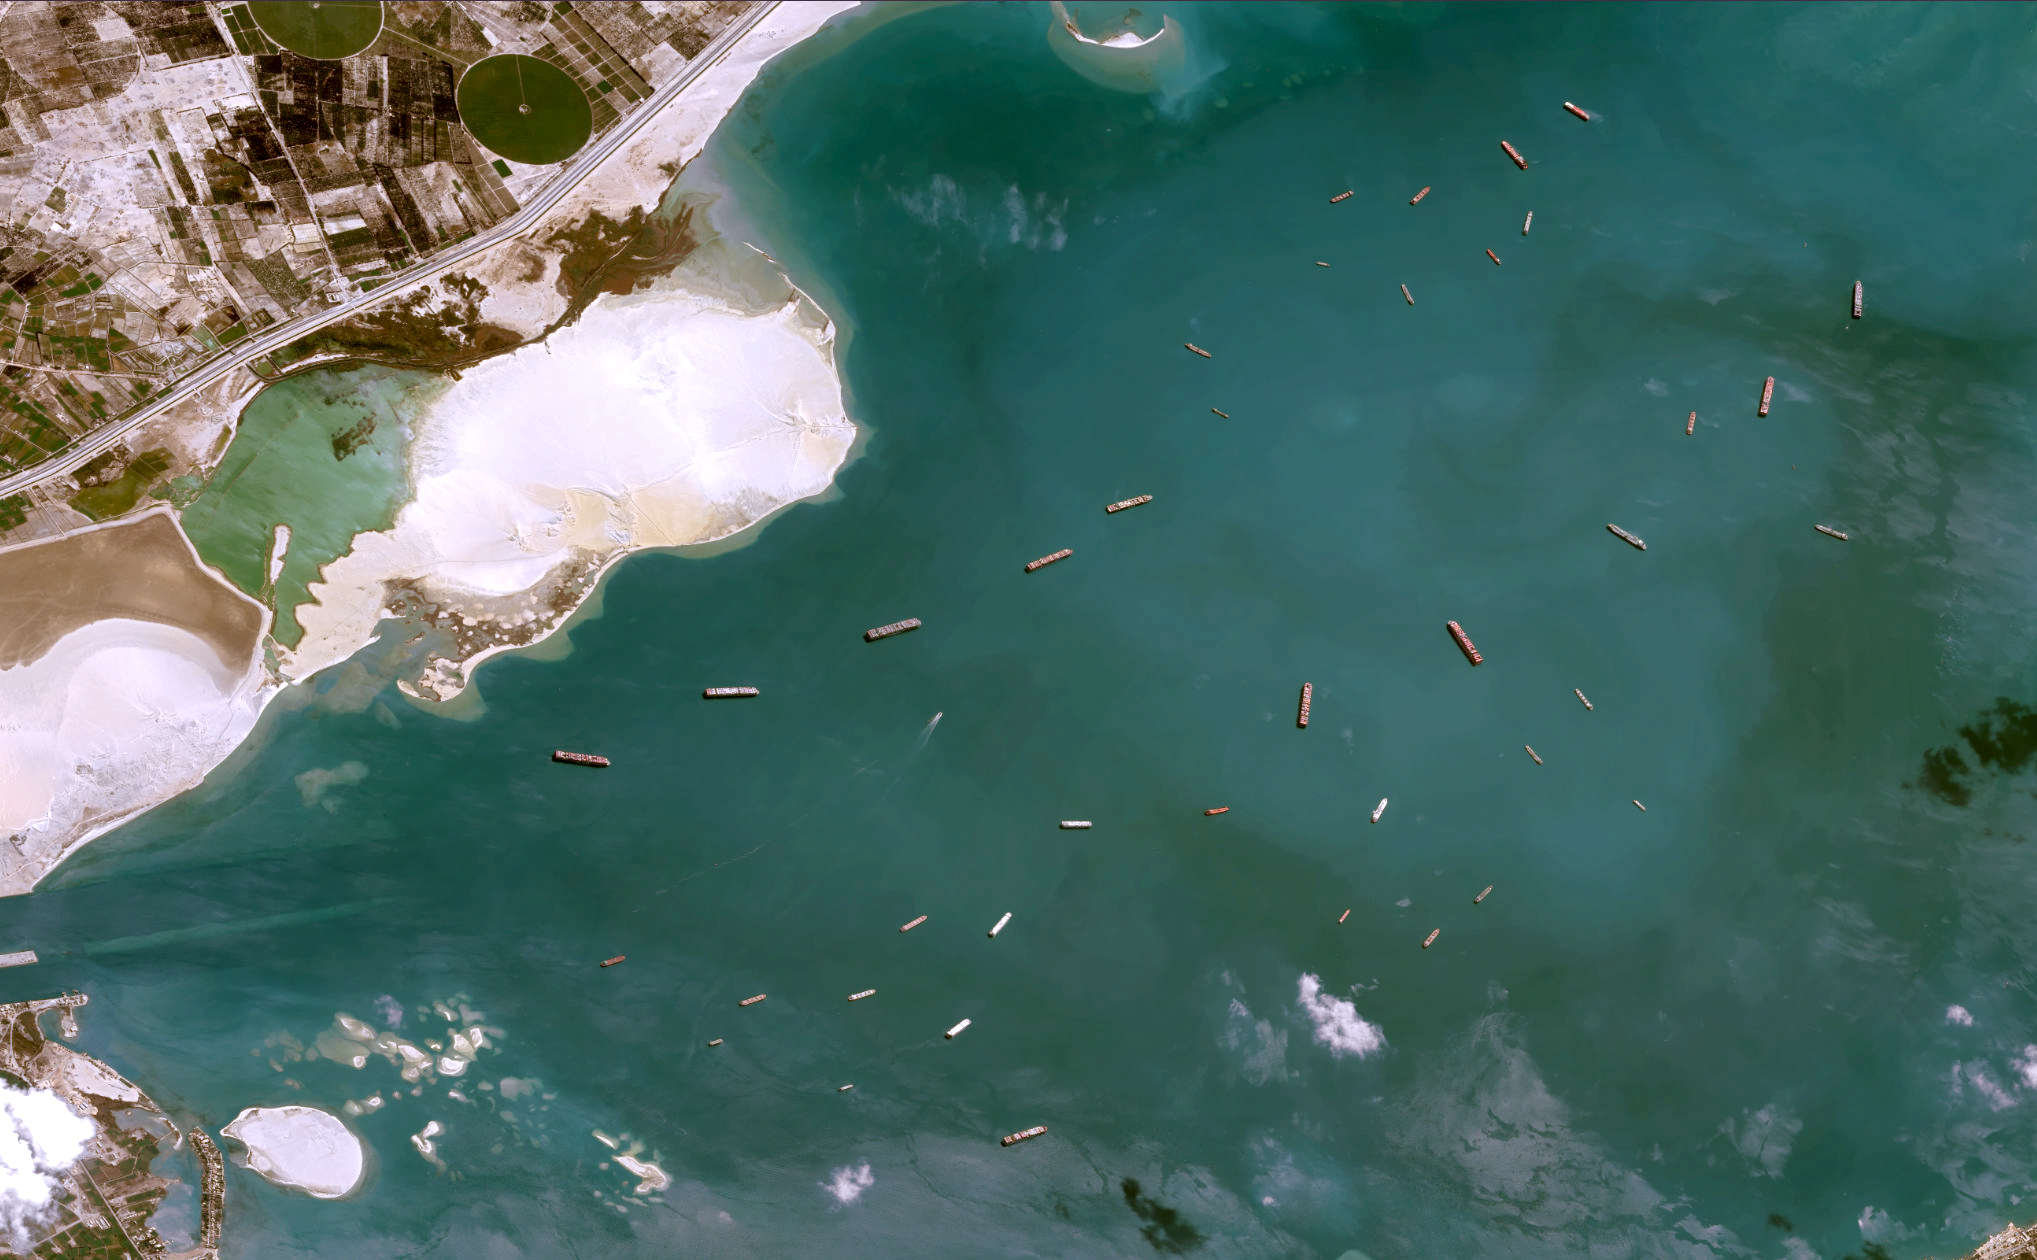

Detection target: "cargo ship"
[1422, 929, 1441, 949]
[1759, 376, 1775, 417]
[1501, 141, 1528, 169]
[1184, 343, 1212, 358]
[1487, 248, 1502, 265]
[1815, 524, 1849, 541]
[1001, 1125, 1049, 1147]
[1025, 548, 1073, 573]
[1060, 820, 1092, 830]
[1204, 807, 1229, 816]
[552, 750, 610, 767]
[1297, 682, 1313, 728]
[1410, 186, 1430, 205]
[1447, 620, 1483, 665]
[703, 687, 760, 698]
[899, 915, 928, 932]
[1852, 281, 1863, 319]
[1474, 885, 1493, 904]
[1106, 494, 1153, 514]
[1607, 523, 1646, 551]
[1330, 190, 1353, 204]
[1563, 101, 1590, 120]
[599, 956, 625, 968]
[865, 618, 922, 642]
[739, 994, 767, 1007]
[1371, 797, 1389, 824]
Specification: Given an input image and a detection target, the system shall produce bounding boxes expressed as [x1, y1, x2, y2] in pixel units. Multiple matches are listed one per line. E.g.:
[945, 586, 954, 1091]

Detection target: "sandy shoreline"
[0, 2, 865, 895]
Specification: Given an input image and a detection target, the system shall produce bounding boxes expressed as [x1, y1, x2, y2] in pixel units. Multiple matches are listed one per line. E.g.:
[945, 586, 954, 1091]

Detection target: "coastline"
[0, 1, 867, 895]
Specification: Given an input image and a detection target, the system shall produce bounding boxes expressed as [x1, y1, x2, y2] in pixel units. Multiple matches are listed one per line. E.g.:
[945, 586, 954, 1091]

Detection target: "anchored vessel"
[1447, 620, 1484, 665]
[552, 750, 610, 767]
[1501, 140, 1528, 169]
[1204, 807, 1229, 816]
[899, 915, 928, 932]
[1401, 283, 1415, 305]
[1474, 885, 1493, 904]
[1525, 745, 1543, 765]
[1211, 408, 1229, 418]
[739, 994, 767, 1007]
[1486, 248, 1502, 265]
[1633, 800, 1647, 811]
[1607, 523, 1647, 551]
[703, 687, 760, 698]
[1410, 186, 1430, 205]
[988, 912, 1012, 938]
[1315, 261, 1329, 268]
[1522, 211, 1533, 235]
[1758, 376, 1775, 417]
[1371, 798, 1389, 824]
[838, 1084, 854, 1092]
[1106, 494, 1153, 514]
[1852, 280, 1863, 319]
[1297, 682, 1313, 728]
[1423, 929, 1441, 949]
[1575, 688, 1594, 710]
[1184, 343, 1212, 358]
[848, 989, 875, 1002]
[865, 618, 922, 642]
[945, 1019, 971, 1040]
[600, 956, 625, 968]
[1330, 190, 1354, 204]
[1816, 524, 1849, 541]
[1025, 548, 1073, 573]
[1686, 410, 1696, 436]
[1563, 101, 1590, 120]
[1060, 820, 1092, 830]
[707, 1038, 724, 1046]
[1002, 1125, 1049, 1147]
[1338, 909, 1351, 924]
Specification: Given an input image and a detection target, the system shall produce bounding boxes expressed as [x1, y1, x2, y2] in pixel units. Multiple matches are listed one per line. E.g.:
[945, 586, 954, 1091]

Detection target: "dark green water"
[18, 3, 2037, 1255]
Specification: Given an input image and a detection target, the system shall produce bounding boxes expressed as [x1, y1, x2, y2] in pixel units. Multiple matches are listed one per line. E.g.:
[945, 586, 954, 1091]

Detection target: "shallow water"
[21, 3, 2037, 1256]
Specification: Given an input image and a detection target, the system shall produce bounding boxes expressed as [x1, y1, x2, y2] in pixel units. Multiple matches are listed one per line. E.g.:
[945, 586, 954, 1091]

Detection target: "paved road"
[0, 0, 777, 500]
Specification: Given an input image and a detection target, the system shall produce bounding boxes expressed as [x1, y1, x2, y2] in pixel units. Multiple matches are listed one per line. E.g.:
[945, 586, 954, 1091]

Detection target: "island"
[220, 1106, 365, 1200]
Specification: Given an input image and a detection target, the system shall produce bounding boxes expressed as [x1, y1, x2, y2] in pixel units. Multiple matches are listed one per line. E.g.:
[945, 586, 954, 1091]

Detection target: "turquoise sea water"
[18, 3, 2037, 1255]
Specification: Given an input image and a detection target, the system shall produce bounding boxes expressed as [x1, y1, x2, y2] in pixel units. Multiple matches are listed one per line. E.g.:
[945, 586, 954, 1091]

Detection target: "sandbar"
[222, 1105, 365, 1199]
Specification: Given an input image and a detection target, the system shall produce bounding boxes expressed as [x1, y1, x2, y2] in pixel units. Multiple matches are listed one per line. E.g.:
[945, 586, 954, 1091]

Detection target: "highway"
[0, 0, 777, 500]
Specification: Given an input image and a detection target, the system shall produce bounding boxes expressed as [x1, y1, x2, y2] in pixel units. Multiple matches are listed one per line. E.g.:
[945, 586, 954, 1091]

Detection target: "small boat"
[1315, 261, 1330, 267]
[1686, 410, 1696, 436]
[1422, 928, 1441, 949]
[1607, 523, 1646, 551]
[945, 1018, 971, 1040]
[1185, 343, 1212, 358]
[1204, 807, 1229, 816]
[1501, 141, 1528, 169]
[600, 956, 625, 968]
[1563, 101, 1590, 121]
[1001, 1125, 1048, 1147]
[1338, 909, 1350, 924]
[899, 915, 927, 933]
[1574, 688, 1593, 711]
[865, 618, 922, 642]
[552, 750, 610, 767]
[1522, 210, 1533, 235]
[1211, 408, 1229, 418]
[1446, 620, 1483, 665]
[988, 912, 1012, 938]
[1401, 283, 1415, 305]
[707, 1038, 724, 1047]
[1758, 376, 1775, 417]
[848, 989, 875, 1001]
[1525, 745, 1542, 765]
[1815, 524, 1849, 541]
[1297, 682, 1313, 728]
[703, 686, 760, 698]
[1105, 494, 1153, 514]
[1025, 548, 1073, 573]
[739, 994, 767, 1007]
[1474, 885, 1493, 904]
[1633, 800, 1647, 812]
[1852, 280, 1863, 319]
[1410, 186, 1430, 205]
[1060, 820, 1092, 830]
[1486, 248, 1502, 266]
[838, 1084, 854, 1092]
[1330, 190, 1354, 204]
[1370, 797, 1389, 824]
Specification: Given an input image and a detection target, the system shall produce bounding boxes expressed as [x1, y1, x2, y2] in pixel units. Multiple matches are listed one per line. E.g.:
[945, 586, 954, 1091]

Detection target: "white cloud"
[2015, 1045, 2037, 1090]
[1858, 1205, 1916, 1244]
[1222, 998, 1289, 1085]
[822, 1162, 874, 1205]
[1644, 378, 1669, 396]
[0, 1084, 94, 1249]
[1295, 974, 1386, 1060]
[1946, 1004, 1974, 1026]
[1720, 1104, 1802, 1177]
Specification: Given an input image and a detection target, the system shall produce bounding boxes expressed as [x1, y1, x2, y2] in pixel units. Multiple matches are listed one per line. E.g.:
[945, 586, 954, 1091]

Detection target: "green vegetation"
[247, 0, 382, 59]
[70, 449, 173, 521]
[457, 55, 592, 165]
[0, 494, 27, 531]
[491, 158, 512, 178]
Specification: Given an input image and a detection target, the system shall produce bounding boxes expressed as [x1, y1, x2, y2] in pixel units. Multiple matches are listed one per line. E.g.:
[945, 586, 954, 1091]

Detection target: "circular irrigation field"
[247, 0, 383, 60]
[457, 55, 594, 166]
